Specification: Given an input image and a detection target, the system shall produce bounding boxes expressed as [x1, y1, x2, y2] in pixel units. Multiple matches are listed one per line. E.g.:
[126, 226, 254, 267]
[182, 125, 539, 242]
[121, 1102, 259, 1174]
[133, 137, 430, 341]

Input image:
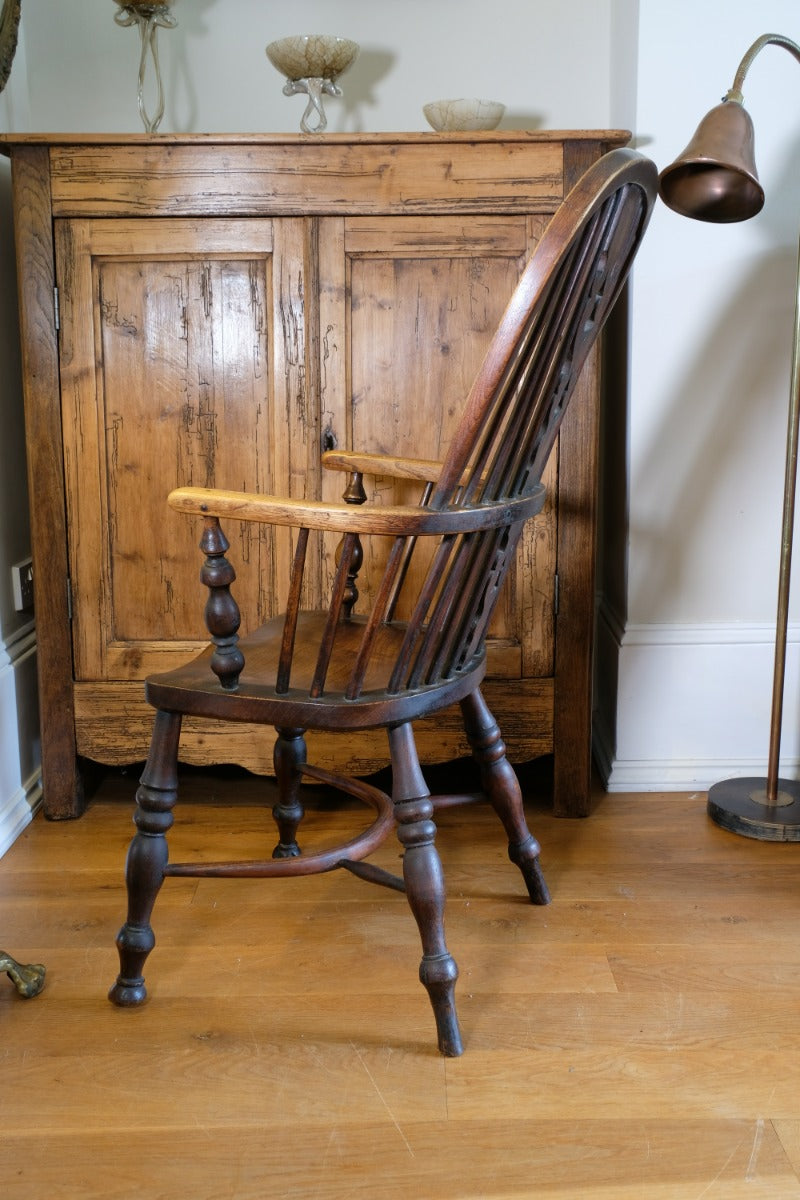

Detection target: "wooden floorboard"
[3, 769, 800, 1197]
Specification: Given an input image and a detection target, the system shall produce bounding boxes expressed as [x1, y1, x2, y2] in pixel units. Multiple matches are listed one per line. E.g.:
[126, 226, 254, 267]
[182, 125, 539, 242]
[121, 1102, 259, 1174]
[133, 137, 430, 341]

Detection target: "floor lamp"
[659, 33, 800, 840]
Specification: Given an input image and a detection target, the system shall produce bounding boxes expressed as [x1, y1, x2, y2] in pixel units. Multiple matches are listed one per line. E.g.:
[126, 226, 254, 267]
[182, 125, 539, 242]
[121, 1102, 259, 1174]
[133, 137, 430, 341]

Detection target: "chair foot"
[109, 921, 155, 1006]
[420, 953, 463, 1056]
[111, 840, 164, 1007]
[1, 952, 46, 998]
[509, 836, 551, 904]
[401, 814, 464, 1055]
[271, 842, 301, 859]
[110, 710, 180, 1009]
[108, 980, 148, 1006]
[390, 722, 464, 1055]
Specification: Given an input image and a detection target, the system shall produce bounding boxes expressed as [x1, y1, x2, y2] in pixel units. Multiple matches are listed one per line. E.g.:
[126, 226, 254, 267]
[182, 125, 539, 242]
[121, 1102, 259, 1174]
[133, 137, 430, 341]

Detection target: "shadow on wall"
[338, 58, 547, 134]
[628, 130, 800, 624]
[337, 55, 547, 134]
[336, 49, 395, 132]
[502, 112, 547, 131]
[164, 0, 216, 132]
[630, 246, 794, 618]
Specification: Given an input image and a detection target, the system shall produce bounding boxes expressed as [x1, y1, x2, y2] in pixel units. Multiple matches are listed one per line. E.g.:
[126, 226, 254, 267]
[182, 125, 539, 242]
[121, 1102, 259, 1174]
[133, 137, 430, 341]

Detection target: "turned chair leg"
[461, 689, 551, 905]
[109, 709, 181, 1007]
[272, 727, 307, 858]
[389, 722, 463, 1057]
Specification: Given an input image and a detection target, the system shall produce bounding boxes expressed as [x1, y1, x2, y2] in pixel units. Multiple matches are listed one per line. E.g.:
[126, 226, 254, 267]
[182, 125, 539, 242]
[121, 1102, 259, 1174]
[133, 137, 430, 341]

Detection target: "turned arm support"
[168, 485, 545, 535]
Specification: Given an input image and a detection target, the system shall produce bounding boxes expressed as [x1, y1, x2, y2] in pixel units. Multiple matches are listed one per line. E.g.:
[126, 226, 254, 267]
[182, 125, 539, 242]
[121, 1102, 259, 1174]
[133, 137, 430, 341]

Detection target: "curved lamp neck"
[726, 32, 800, 103]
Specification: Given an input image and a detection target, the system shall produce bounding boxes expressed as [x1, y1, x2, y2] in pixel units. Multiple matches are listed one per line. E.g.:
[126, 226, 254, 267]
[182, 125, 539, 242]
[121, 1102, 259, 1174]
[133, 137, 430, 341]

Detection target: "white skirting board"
[0, 626, 42, 858]
[0, 774, 42, 859]
[594, 605, 800, 793]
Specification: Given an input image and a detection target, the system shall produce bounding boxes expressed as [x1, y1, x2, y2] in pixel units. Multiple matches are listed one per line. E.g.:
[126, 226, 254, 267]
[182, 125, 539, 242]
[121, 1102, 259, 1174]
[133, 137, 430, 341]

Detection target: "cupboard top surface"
[0, 130, 630, 148]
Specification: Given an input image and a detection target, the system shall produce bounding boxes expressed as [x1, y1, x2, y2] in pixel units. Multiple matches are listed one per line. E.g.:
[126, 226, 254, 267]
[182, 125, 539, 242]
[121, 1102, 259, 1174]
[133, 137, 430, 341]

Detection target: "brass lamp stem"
[766, 229, 800, 802]
[727, 33, 800, 104]
[722, 33, 800, 803]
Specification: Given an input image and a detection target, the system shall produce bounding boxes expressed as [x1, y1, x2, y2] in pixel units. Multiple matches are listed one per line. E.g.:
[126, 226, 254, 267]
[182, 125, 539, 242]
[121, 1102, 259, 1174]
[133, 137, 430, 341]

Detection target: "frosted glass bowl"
[423, 98, 505, 132]
[266, 35, 360, 134]
[266, 34, 359, 82]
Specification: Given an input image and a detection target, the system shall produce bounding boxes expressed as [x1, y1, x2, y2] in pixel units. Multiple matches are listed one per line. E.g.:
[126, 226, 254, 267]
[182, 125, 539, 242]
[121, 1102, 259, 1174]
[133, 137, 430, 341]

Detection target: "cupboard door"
[318, 215, 557, 680]
[56, 217, 318, 682]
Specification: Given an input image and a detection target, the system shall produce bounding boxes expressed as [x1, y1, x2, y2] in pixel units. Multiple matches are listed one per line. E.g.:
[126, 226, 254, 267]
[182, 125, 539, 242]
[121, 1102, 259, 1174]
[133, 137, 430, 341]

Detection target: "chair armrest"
[322, 449, 445, 484]
[168, 485, 545, 535]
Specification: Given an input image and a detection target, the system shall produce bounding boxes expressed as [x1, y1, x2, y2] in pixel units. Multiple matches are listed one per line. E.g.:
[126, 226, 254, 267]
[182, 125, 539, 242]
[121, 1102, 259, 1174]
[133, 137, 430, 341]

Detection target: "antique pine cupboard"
[0, 130, 629, 820]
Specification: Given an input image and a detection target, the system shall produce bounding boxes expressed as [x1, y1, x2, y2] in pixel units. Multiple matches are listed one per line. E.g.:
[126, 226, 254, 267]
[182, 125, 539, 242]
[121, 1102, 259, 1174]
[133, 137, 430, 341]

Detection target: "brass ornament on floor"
[1, 950, 45, 998]
[660, 33, 800, 840]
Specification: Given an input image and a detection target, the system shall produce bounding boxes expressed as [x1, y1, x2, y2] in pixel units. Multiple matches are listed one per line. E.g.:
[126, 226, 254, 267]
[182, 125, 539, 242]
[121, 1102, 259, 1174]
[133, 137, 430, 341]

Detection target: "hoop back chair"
[109, 148, 657, 1055]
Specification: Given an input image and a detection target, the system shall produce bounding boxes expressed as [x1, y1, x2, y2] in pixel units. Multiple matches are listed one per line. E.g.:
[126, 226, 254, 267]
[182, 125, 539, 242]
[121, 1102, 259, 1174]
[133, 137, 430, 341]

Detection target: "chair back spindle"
[275, 527, 310, 694]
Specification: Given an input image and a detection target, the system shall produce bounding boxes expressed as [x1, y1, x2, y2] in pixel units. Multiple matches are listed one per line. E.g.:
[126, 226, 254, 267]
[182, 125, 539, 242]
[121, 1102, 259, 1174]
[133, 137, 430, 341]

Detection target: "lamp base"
[707, 776, 800, 840]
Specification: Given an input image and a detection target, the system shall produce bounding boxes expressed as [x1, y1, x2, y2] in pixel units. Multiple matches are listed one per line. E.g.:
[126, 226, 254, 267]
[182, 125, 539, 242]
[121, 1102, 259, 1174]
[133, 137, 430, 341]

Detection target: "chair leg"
[460, 689, 551, 905]
[108, 710, 181, 1007]
[272, 727, 307, 858]
[389, 722, 463, 1057]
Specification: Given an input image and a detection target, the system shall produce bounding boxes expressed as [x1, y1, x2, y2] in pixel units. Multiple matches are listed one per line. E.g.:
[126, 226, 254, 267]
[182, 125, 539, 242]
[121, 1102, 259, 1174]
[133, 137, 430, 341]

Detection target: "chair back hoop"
[434, 148, 657, 509]
[388, 148, 658, 692]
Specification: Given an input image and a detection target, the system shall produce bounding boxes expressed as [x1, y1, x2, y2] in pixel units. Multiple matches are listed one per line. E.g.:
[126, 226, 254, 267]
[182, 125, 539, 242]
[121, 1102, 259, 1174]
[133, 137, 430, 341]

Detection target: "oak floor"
[4, 762, 800, 1198]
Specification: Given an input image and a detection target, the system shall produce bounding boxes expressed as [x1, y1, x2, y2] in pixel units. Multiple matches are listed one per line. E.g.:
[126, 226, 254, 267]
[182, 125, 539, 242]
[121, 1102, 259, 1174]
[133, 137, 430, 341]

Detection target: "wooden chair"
[109, 148, 657, 1055]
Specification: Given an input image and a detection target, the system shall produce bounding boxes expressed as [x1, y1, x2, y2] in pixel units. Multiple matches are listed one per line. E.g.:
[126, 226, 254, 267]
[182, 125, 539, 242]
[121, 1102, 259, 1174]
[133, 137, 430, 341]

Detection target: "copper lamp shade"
[659, 100, 764, 223]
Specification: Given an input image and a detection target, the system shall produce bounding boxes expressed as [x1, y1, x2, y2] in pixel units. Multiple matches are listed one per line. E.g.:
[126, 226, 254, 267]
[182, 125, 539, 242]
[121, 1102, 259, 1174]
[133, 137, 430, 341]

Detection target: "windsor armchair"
[109, 147, 657, 1055]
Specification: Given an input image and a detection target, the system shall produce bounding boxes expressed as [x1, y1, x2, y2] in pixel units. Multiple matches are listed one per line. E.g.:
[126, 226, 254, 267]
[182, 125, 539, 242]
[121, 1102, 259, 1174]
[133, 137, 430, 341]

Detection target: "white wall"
[19, 0, 614, 134]
[599, 0, 800, 789]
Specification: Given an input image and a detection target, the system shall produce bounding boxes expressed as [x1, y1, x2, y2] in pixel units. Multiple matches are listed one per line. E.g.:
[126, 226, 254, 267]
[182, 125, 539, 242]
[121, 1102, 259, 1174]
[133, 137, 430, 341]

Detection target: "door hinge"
[53, 285, 60, 332]
[554, 572, 560, 616]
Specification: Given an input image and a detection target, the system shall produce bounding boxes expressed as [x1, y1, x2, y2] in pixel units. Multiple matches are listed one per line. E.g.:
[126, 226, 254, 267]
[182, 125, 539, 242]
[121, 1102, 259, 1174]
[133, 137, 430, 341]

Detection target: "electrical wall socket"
[12, 557, 34, 612]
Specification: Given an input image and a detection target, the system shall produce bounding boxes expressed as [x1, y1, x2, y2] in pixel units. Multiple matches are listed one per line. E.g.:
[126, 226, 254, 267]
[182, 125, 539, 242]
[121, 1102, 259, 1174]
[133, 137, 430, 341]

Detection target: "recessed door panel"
[56, 217, 304, 680]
